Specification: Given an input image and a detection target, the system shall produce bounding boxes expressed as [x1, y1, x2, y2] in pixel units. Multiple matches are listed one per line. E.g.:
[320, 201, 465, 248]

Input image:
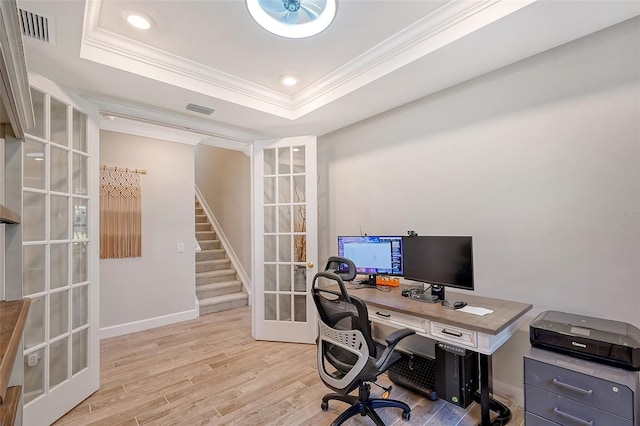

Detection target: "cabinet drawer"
[370, 309, 427, 333]
[525, 385, 632, 426]
[524, 358, 633, 419]
[430, 321, 477, 348]
[525, 411, 560, 426]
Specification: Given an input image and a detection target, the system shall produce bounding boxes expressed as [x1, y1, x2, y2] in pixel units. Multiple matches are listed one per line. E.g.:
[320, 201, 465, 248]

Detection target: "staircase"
[195, 200, 248, 315]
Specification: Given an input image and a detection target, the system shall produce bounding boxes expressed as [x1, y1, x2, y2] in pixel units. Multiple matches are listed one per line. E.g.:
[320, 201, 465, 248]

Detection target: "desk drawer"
[524, 358, 633, 419]
[370, 309, 427, 333]
[430, 322, 477, 348]
[525, 412, 560, 426]
[525, 384, 632, 426]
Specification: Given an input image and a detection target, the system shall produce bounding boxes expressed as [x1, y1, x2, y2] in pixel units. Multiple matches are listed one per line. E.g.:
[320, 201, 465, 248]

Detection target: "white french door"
[252, 136, 318, 344]
[21, 74, 99, 425]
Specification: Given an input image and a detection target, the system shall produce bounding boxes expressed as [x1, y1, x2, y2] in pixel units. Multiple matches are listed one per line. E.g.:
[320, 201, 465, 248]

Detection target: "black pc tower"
[435, 342, 478, 408]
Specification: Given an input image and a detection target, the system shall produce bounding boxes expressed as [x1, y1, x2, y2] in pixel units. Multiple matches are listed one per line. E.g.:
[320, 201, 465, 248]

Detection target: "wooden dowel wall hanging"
[99, 166, 146, 259]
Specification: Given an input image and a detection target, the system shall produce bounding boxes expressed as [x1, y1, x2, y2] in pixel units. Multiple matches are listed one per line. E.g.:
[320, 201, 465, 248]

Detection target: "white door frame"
[251, 135, 318, 344]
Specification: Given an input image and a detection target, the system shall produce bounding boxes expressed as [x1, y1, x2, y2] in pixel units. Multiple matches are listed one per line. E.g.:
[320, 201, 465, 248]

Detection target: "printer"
[530, 310, 640, 371]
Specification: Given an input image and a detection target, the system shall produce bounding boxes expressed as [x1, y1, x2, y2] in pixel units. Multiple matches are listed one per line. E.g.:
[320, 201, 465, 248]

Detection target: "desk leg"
[479, 353, 491, 426]
[476, 353, 511, 426]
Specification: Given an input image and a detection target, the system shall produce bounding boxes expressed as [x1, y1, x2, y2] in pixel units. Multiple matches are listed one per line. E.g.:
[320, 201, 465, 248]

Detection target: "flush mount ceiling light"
[280, 75, 298, 86]
[26, 152, 44, 161]
[246, 0, 337, 39]
[122, 10, 154, 30]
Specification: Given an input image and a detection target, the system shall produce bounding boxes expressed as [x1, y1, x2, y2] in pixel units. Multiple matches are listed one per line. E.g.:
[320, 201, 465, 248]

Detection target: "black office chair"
[312, 256, 415, 425]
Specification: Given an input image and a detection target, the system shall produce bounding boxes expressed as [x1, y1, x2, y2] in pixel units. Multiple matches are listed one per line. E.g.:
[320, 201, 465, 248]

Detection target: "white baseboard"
[100, 308, 199, 340]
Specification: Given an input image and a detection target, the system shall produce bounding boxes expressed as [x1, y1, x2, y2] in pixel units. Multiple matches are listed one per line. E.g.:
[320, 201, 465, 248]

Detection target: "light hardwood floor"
[54, 306, 524, 426]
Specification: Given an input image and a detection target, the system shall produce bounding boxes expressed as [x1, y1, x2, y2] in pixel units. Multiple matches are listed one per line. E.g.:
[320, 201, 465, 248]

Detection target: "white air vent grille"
[19, 9, 55, 45]
[186, 104, 215, 115]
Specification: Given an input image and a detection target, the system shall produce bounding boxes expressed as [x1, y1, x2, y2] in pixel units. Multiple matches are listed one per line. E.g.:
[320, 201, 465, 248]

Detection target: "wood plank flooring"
[54, 306, 524, 426]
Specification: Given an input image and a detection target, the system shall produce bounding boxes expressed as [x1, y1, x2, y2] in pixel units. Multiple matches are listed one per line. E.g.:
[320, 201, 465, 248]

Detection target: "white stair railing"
[195, 186, 252, 302]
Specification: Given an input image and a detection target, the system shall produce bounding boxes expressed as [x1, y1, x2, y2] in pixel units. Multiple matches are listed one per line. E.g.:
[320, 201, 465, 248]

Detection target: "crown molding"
[0, 0, 35, 138]
[87, 95, 257, 150]
[290, 0, 535, 114]
[81, 0, 296, 118]
[80, 0, 533, 121]
[100, 114, 202, 146]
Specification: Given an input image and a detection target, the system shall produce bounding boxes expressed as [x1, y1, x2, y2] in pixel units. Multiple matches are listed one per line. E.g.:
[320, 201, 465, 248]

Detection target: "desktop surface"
[344, 284, 532, 336]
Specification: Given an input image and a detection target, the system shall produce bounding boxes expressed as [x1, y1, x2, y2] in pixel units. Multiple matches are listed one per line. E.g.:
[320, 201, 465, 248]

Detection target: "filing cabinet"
[524, 348, 640, 425]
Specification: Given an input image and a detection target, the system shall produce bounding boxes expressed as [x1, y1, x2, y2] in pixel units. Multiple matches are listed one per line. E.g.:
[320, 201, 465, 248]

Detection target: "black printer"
[530, 310, 640, 371]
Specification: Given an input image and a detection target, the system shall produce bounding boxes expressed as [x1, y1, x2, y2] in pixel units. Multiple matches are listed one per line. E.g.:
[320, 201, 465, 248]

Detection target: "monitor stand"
[412, 284, 445, 303]
[360, 274, 378, 286]
[431, 285, 445, 302]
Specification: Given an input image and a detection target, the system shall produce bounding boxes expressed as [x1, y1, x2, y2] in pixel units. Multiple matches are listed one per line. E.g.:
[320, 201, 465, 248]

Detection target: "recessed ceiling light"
[281, 75, 298, 87]
[123, 10, 153, 30]
[246, 0, 337, 39]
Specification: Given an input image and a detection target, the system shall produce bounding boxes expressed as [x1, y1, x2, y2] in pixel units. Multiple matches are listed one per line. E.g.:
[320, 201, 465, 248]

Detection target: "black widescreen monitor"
[402, 236, 473, 301]
[337, 236, 403, 285]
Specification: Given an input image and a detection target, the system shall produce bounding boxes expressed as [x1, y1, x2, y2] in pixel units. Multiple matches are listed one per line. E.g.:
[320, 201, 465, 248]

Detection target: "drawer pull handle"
[553, 407, 593, 426]
[375, 312, 391, 318]
[552, 378, 593, 395]
[441, 329, 463, 338]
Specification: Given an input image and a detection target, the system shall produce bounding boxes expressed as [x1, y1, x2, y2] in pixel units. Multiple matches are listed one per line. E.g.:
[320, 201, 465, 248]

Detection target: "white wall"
[317, 17, 640, 401]
[100, 130, 197, 337]
[195, 144, 252, 279]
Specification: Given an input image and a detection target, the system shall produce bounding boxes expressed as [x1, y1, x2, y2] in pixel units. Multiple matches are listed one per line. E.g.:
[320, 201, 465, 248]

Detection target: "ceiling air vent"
[186, 103, 215, 116]
[19, 9, 55, 45]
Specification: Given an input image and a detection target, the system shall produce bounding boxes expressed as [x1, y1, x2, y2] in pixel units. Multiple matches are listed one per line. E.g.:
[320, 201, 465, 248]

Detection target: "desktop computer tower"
[435, 342, 478, 408]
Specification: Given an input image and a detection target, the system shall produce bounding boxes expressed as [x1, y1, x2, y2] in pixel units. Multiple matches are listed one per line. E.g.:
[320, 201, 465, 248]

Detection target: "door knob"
[307, 262, 314, 268]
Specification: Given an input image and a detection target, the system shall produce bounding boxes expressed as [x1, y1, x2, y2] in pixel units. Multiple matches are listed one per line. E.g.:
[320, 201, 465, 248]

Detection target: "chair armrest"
[385, 328, 415, 346]
[376, 328, 415, 372]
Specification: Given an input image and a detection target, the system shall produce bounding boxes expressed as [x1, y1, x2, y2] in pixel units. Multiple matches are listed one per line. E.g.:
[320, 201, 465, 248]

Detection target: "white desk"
[347, 284, 533, 426]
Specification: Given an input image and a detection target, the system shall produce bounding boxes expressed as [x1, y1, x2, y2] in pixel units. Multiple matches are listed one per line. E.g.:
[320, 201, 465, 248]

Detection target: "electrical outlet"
[27, 352, 39, 367]
[177, 242, 184, 253]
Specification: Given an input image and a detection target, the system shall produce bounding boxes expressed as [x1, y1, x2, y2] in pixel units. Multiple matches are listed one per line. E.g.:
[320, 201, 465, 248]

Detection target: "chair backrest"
[312, 258, 376, 393]
[323, 256, 357, 282]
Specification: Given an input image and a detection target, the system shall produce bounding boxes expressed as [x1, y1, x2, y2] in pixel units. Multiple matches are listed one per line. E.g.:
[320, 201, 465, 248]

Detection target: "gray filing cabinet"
[524, 348, 640, 426]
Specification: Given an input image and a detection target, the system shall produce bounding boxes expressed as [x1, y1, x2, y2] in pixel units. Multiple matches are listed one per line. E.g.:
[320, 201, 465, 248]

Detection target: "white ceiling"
[18, 0, 640, 149]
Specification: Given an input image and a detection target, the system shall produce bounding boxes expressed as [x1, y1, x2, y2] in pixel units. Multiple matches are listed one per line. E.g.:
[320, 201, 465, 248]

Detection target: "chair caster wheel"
[321, 401, 328, 411]
[402, 411, 411, 421]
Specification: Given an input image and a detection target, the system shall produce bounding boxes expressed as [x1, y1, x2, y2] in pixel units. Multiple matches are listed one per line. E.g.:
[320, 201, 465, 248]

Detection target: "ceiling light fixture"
[26, 152, 44, 161]
[280, 75, 298, 86]
[246, 0, 337, 39]
[123, 10, 154, 30]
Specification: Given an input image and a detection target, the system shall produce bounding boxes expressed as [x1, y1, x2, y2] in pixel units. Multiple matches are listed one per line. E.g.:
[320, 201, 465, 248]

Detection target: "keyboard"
[388, 353, 438, 400]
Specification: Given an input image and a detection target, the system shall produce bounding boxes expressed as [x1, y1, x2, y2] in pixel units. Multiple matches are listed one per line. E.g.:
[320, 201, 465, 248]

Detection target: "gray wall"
[99, 130, 197, 335]
[317, 17, 640, 401]
[195, 144, 252, 279]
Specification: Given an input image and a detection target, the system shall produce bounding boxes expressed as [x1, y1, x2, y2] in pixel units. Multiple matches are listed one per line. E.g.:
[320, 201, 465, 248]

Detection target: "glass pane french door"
[22, 76, 99, 425]
[253, 136, 318, 343]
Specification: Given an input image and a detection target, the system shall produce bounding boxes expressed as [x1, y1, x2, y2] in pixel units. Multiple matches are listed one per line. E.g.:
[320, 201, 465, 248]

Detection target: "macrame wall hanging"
[99, 166, 147, 259]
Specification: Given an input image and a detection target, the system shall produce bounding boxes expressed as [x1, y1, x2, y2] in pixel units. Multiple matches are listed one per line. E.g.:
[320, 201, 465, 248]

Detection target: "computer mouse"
[453, 302, 467, 309]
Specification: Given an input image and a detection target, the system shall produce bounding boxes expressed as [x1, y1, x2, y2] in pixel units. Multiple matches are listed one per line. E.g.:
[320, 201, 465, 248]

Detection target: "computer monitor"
[402, 236, 473, 302]
[337, 235, 403, 285]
